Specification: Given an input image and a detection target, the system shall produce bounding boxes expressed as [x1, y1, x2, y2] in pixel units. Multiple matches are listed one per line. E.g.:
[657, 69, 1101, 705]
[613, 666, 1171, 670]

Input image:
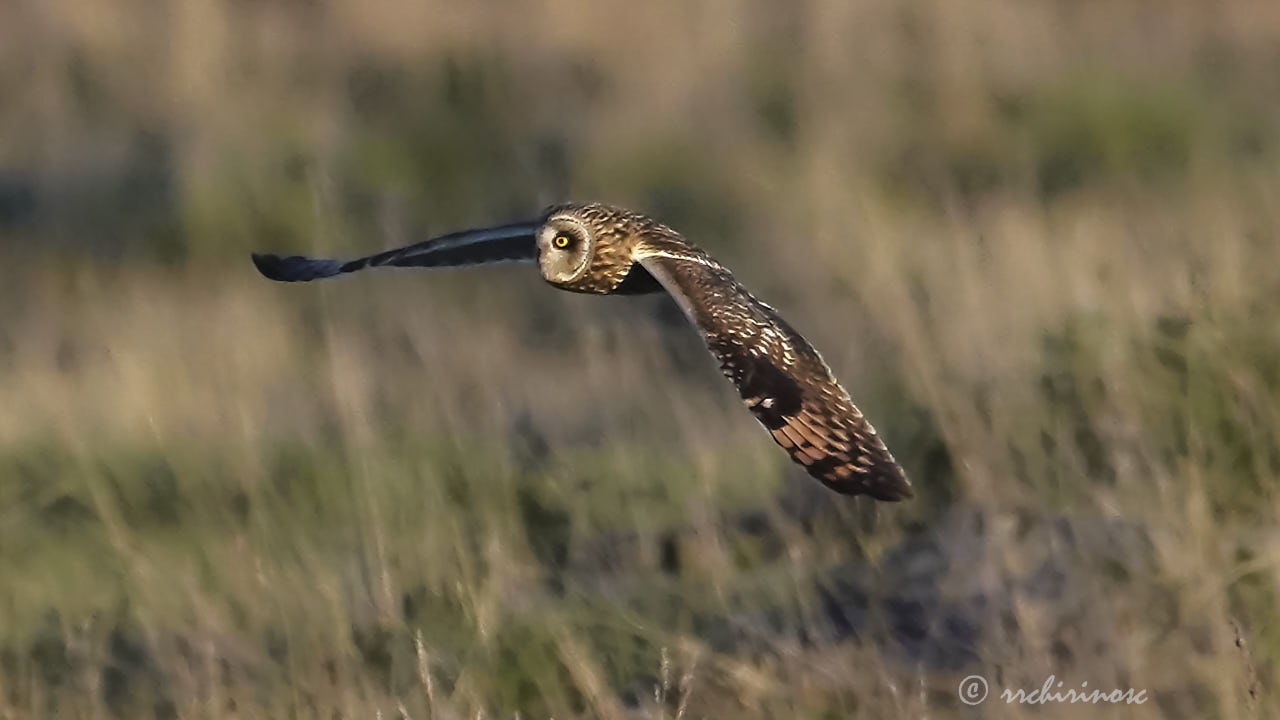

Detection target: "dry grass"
[1, 1, 1279, 718]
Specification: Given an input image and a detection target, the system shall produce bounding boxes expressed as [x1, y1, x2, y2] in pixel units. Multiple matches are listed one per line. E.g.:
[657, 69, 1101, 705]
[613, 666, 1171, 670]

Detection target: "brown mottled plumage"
[251, 202, 912, 501]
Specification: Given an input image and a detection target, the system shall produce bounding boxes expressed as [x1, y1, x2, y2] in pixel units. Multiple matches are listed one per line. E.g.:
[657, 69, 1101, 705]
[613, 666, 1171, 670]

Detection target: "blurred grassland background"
[2, 0, 1279, 718]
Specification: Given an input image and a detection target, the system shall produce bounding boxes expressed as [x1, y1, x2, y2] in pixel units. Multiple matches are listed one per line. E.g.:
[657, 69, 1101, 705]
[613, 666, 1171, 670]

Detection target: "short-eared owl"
[252, 203, 912, 501]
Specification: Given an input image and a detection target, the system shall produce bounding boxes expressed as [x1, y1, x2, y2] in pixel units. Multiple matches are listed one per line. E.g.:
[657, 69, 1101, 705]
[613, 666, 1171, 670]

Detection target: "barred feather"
[638, 247, 911, 500]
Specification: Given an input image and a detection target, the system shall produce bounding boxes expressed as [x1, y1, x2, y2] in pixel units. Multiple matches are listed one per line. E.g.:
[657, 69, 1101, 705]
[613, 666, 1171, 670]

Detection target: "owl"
[253, 202, 912, 501]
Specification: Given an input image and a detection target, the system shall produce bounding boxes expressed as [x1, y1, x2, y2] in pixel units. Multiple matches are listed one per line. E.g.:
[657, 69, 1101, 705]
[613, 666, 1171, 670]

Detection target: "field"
[1, 1, 1278, 717]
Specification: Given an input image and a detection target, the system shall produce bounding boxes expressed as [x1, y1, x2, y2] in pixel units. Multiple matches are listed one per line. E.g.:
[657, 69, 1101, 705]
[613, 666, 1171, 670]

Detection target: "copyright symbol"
[958, 675, 988, 705]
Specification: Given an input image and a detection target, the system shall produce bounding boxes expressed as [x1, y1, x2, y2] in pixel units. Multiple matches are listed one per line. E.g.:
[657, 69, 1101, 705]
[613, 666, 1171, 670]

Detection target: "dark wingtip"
[251, 252, 342, 282]
[809, 454, 914, 502]
[862, 464, 914, 501]
[250, 253, 284, 280]
[868, 476, 915, 502]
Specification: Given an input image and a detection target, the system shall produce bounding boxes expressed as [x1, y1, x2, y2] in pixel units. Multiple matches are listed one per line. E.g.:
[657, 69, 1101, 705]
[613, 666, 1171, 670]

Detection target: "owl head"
[536, 208, 596, 286]
[535, 202, 664, 294]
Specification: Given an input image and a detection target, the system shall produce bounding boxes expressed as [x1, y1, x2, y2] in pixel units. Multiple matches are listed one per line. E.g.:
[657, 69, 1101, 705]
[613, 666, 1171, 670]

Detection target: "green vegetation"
[1, 1, 1277, 717]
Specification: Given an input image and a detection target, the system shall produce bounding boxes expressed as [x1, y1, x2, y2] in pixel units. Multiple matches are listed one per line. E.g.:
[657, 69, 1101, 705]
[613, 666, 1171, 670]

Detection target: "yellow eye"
[553, 234, 571, 249]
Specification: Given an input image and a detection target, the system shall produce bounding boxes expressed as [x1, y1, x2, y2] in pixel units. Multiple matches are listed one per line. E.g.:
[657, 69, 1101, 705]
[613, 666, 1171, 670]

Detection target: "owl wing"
[638, 250, 912, 501]
[251, 221, 539, 282]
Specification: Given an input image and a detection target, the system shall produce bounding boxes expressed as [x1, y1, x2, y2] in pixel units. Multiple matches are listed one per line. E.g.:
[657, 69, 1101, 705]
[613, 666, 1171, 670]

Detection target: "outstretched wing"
[639, 249, 912, 501]
[251, 221, 539, 282]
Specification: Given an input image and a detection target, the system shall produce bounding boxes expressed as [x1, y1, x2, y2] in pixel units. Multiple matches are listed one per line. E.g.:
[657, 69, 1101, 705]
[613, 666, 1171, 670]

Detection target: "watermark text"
[958, 674, 1148, 706]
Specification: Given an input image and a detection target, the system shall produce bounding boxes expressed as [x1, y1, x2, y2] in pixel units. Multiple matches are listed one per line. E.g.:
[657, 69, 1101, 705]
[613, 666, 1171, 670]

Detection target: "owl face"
[536, 212, 596, 286]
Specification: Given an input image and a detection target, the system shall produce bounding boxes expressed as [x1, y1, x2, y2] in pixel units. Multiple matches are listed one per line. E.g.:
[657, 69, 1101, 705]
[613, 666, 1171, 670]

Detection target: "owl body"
[252, 201, 913, 501]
